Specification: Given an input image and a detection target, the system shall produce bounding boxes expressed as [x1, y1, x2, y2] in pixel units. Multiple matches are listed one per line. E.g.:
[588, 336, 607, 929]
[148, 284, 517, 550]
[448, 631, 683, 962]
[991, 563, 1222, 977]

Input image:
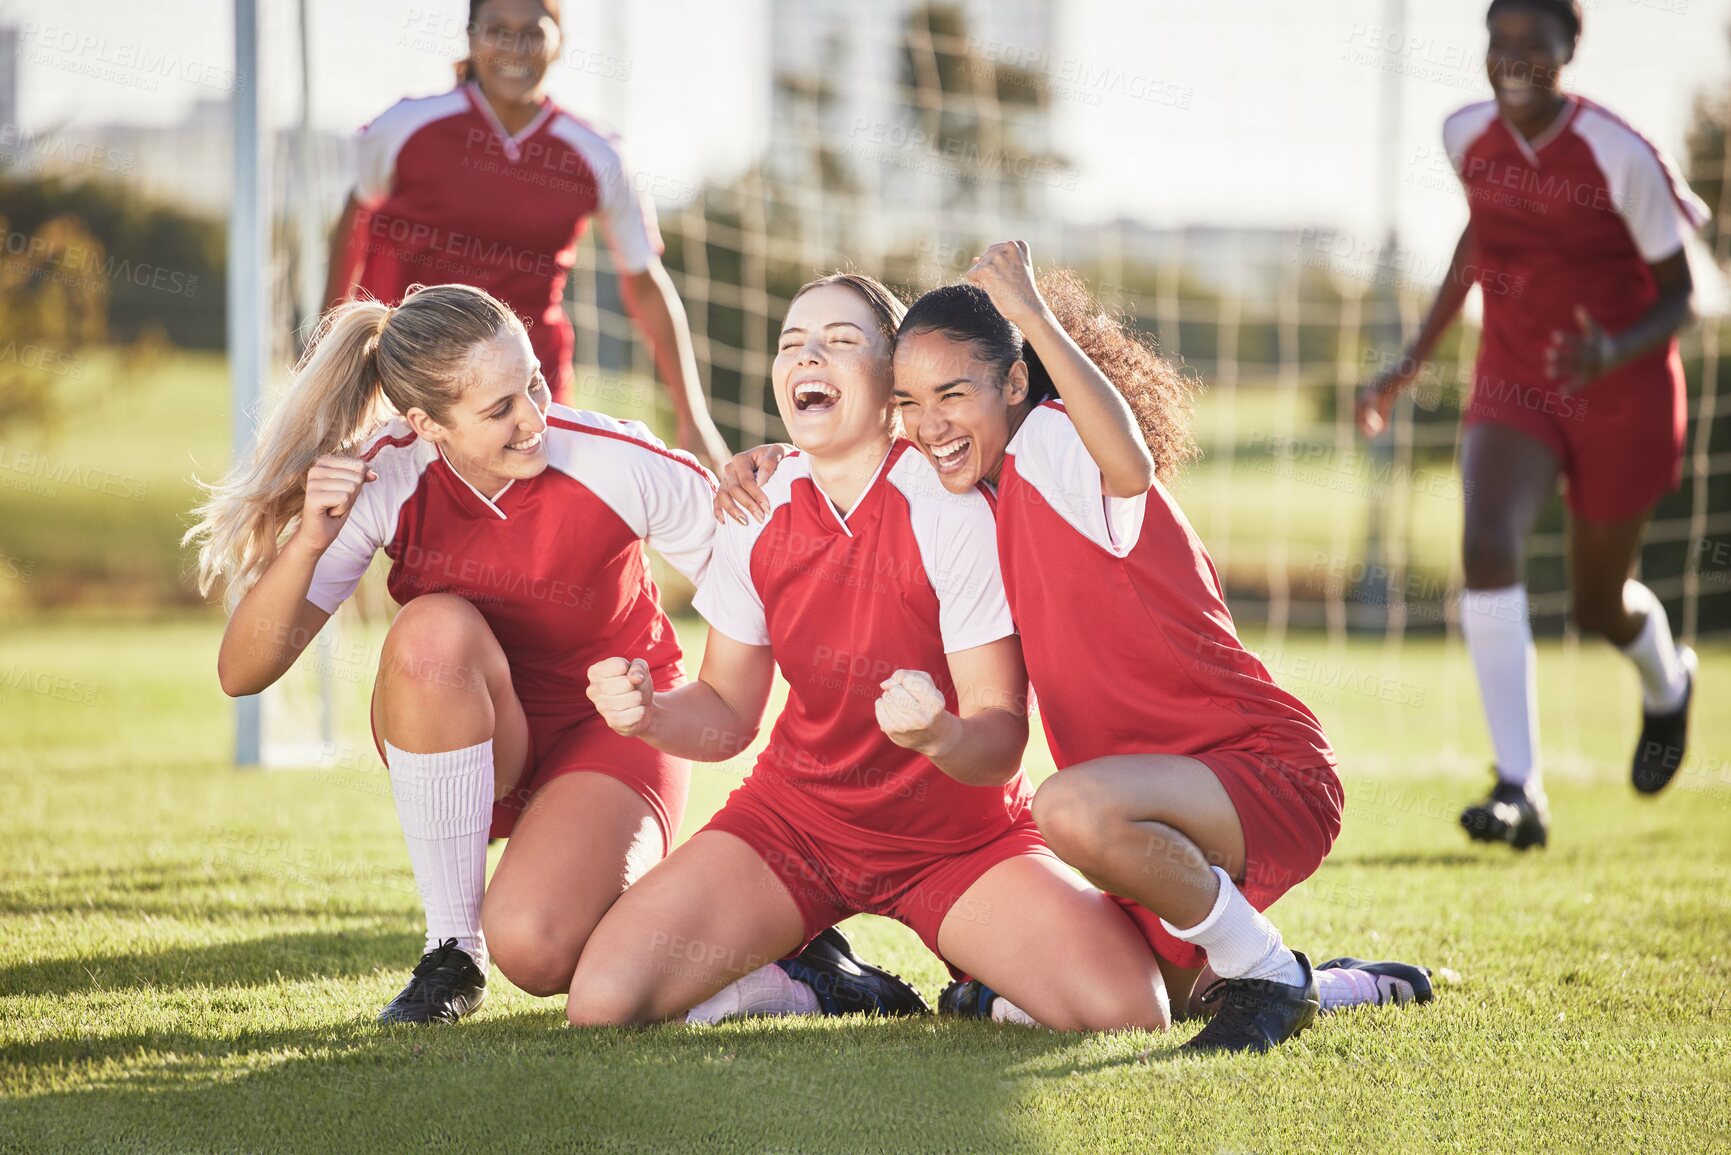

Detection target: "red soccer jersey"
[995, 402, 1334, 771]
[350, 83, 664, 402]
[308, 406, 714, 718]
[1443, 95, 1708, 399]
[692, 440, 1031, 852]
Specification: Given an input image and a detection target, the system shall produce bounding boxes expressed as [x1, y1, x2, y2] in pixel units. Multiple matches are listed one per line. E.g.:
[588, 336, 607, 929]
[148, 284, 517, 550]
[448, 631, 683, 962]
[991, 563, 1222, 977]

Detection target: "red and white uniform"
[692, 440, 1044, 958]
[1444, 96, 1709, 519]
[309, 405, 715, 843]
[995, 401, 1344, 970]
[350, 83, 664, 404]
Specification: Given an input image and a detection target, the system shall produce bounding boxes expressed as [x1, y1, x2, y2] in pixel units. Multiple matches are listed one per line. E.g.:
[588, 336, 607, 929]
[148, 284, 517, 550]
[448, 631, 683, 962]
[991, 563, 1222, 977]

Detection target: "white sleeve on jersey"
[1009, 404, 1147, 558]
[548, 117, 664, 275]
[542, 407, 717, 585]
[351, 91, 469, 211]
[1574, 107, 1712, 263]
[690, 514, 771, 648]
[1442, 101, 1498, 181]
[352, 120, 397, 210]
[634, 435, 718, 588]
[892, 453, 1016, 654]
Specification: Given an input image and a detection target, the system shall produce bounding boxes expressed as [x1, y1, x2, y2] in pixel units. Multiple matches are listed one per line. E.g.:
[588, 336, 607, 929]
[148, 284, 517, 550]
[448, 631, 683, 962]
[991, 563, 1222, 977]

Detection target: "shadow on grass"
[0, 858, 409, 921]
[1338, 851, 1491, 868]
[1, 1013, 1091, 1154]
[0, 925, 420, 999]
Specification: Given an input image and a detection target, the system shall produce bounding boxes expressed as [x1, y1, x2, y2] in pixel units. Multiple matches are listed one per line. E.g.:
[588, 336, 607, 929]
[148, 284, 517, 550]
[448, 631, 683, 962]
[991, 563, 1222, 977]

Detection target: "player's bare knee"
[379, 594, 498, 694]
[1075, 986, 1169, 1033]
[565, 966, 656, 1028]
[1031, 773, 1115, 871]
[483, 909, 587, 998]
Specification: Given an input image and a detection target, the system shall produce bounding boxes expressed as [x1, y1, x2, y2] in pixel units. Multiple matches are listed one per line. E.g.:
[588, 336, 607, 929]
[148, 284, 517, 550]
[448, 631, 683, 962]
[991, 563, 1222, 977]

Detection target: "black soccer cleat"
[775, 925, 931, 1017]
[1183, 950, 1320, 1054]
[377, 938, 487, 1025]
[1632, 647, 1696, 796]
[937, 977, 999, 1018]
[1316, 956, 1434, 1007]
[1460, 774, 1549, 850]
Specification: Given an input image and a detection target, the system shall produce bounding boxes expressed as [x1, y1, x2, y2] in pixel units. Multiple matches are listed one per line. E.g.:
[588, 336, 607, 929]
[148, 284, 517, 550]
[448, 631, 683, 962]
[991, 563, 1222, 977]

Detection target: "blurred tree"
[0, 213, 108, 431]
[895, 4, 1068, 218]
[0, 174, 225, 349]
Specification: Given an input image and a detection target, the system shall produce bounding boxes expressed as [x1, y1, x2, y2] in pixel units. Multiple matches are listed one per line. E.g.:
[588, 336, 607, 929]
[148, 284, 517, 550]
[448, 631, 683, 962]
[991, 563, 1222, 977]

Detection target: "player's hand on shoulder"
[714, 443, 789, 525]
[295, 455, 377, 552]
[587, 656, 655, 738]
[965, 241, 1048, 330]
[875, 669, 959, 758]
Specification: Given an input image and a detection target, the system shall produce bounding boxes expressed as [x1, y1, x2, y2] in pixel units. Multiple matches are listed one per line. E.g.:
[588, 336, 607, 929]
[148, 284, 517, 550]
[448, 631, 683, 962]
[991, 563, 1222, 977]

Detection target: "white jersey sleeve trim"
[542, 406, 718, 586]
[887, 448, 1016, 654]
[305, 422, 432, 613]
[1442, 101, 1499, 180]
[1572, 103, 1711, 263]
[352, 90, 471, 210]
[690, 459, 804, 647]
[1006, 403, 1147, 558]
[547, 115, 665, 275]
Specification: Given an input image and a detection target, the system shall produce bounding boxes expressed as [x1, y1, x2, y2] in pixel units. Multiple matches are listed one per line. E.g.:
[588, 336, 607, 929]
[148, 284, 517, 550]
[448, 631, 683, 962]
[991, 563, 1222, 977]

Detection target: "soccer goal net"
[246, 1, 1731, 769]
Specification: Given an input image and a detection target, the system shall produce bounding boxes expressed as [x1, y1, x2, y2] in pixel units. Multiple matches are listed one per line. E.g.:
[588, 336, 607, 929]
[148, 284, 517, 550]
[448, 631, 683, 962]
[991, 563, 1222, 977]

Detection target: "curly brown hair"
[899, 270, 1199, 481]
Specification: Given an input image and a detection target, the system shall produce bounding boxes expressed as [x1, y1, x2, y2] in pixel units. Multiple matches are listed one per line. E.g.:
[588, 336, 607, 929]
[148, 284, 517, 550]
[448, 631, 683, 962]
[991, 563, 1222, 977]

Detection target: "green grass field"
[3, 613, 1728, 1154]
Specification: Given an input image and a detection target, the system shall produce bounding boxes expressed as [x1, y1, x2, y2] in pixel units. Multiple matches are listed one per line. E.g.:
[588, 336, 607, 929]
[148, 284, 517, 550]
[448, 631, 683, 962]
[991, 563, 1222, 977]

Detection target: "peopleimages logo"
[0, 446, 149, 501]
[20, 21, 244, 94]
[1, 231, 201, 298]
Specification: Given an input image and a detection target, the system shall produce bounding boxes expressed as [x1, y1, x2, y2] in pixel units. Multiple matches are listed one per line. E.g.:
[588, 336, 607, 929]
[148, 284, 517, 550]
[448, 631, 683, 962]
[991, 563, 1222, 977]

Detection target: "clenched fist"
[587, 656, 656, 738]
[875, 669, 959, 758]
[964, 240, 1047, 330]
[295, 455, 377, 553]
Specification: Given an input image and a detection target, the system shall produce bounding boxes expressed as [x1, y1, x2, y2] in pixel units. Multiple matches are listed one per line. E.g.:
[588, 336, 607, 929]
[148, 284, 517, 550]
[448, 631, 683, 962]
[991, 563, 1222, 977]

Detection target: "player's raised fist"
[875, 668, 958, 757]
[964, 241, 1046, 329]
[587, 656, 656, 737]
[295, 455, 377, 553]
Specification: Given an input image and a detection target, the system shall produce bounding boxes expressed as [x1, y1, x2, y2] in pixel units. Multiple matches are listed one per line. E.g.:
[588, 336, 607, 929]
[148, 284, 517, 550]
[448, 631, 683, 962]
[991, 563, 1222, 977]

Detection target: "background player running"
[323, 0, 729, 468]
[572, 274, 1169, 1032]
[1356, 0, 1709, 850]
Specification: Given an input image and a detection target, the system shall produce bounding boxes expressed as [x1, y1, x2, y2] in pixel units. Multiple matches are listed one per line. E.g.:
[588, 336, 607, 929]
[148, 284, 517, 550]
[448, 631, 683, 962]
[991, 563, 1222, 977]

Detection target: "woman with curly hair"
[719, 245, 1431, 1051]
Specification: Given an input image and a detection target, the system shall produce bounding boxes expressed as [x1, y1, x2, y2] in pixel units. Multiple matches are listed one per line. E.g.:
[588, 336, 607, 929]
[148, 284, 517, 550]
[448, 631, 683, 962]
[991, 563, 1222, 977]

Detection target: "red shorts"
[369, 669, 690, 848]
[1116, 742, 1343, 972]
[701, 777, 1055, 967]
[1463, 358, 1685, 522]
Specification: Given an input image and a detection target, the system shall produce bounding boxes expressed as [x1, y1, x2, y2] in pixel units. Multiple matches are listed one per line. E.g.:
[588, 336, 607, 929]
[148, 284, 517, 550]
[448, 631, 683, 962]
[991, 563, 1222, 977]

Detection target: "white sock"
[1618, 581, 1690, 712]
[1460, 584, 1541, 788]
[1160, 866, 1305, 987]
[385, 739, 495, 970]
[685, 965, 820, 1023]
[1316, 967, 1385, 1013]
[989, 995, 1040, 1026]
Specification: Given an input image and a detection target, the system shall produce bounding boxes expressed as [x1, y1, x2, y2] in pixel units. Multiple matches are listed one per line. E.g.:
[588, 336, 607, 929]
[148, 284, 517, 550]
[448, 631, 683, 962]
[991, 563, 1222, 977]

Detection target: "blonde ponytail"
[185, 284, 523, 607]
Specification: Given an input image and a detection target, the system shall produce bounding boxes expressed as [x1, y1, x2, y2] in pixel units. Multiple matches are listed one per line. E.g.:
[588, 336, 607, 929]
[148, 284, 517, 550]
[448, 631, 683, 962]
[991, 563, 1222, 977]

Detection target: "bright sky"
[7, 0, 1729, 265]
